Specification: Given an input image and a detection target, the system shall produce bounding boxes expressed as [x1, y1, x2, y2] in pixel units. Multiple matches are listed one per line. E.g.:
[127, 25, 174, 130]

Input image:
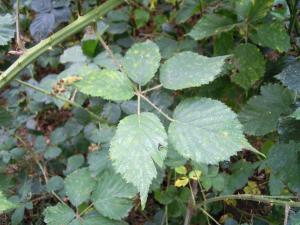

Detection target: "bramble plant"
[1, 0, 300, 225]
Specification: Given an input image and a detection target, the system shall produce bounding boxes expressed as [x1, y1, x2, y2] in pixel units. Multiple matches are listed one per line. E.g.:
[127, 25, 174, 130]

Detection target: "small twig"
[197, 180, 211, 225]
[138, 93, 175, 122]
[284, 204, 290, 225]
[137, 85, 141, 117]
[142, 84, 163, 94]
[79, 203, 94, 217]
[184, 180, 198, 225]
[199, 207, 221, 225]
[15, 0, 24, 50]
[15, 79, 105, 122]
[96, 32, 123, 71]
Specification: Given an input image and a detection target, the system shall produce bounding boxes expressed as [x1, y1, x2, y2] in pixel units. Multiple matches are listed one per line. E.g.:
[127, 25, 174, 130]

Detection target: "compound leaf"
[188, 14, 237, 40]
[92, 170, 137, 220]
[238, 84, 295, 136]
[74, 69, 135, 101]
[0, 14, 15, 46]
[169, 98, 254, 165]
[110, 112, 168, 208]
[160, 52, 228, 90]
[123, 40, 161, 85]
[65, 168, 96, 207]
[231, 43, 265, 90]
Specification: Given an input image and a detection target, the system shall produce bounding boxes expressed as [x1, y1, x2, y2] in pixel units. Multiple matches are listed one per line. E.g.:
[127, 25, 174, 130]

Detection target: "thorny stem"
[198, 194, 300, 208]
[138, 93, 175, 122]
[0, 0, 123, 89]
[15, 79, 105, 122]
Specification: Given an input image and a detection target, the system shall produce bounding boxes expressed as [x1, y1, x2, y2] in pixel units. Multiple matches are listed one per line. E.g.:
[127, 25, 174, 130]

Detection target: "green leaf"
[0, 191, 17, 213]
[168, 98, 254, 165]
[43, 203, 75, 225]
[123, 40, 161, 85]
[65, 168, 96, 207]
[276, 62, 300, 93]
[0, 107, 12, 127]
[250, 23, 291, 52]
[160, 52, 228, 90]
[214, 32, 234, 56]
[64, 154, 85, 175]
[60, 45, 87, 63]
[80, 215, 128, 225]
[110, 112, 168, 208]
[267, 142, 300, 195]
[188, 14, 237, 40]
[222, 161, 258, 195]
[235, 0, 273, 22]
[231, 43, 266, 90]
[175, 0, 199, 24]
[134, 9, 150, 28]
[92, 170, 137, 220]
[74, 69, 135, 101]
[238, 84, 295, 136]
[291, 108, 300, 120]
[290, 211, 300, 225]
[0, 14, 15, 46]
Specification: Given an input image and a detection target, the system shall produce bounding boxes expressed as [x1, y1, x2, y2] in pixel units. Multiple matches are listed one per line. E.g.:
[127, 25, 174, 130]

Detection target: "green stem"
[288, 0, 300, 34]
[16, 79, 104, 122]
[0, 0, 123, 90]
[198, 194, 300, 208]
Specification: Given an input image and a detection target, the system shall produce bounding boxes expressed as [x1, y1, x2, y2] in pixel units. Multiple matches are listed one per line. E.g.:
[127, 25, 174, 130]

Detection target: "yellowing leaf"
[64, 76, 82, 85]
[243, 181, 261, 195]
[175, 177, 189, 187]
[224, 199, 237, 207]
[175, 166, 187, 175]
[188, 170, 202, 181]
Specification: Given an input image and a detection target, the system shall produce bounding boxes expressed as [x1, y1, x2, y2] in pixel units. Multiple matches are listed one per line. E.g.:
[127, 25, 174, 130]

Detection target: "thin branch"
[197, 180, 211, 225]
[199, 194, 300, 208]
[138, 93, 175, 122]
[284, 204, 290, 225]
[142, 84, 163, 94]
[184, 180, 198, 225]
[96, 32, 123, 71]
[137, 85, 141, 116]
[15, 0, 24, 49]
[199, 207, 221, 225]
[15, 79, 105, 122]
